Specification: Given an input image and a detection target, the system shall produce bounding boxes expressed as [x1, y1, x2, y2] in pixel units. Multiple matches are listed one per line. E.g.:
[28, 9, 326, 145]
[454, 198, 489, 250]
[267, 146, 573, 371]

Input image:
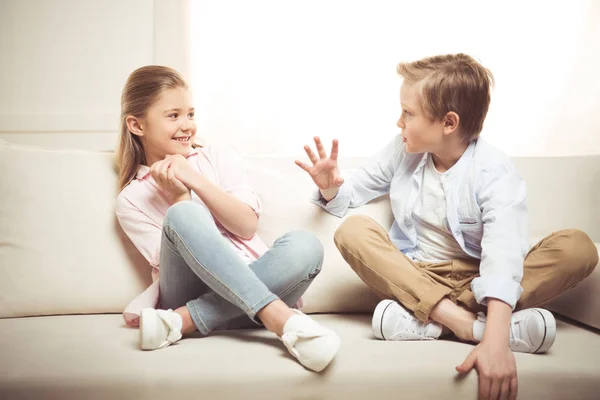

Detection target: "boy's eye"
[403, 110, 412, 116]
[168, 113, 178, 119]
[188, 112, 195, 119]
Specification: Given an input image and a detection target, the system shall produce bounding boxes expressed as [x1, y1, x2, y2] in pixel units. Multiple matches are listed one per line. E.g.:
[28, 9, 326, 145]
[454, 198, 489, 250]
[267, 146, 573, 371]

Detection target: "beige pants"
[334, 215, 599, 322]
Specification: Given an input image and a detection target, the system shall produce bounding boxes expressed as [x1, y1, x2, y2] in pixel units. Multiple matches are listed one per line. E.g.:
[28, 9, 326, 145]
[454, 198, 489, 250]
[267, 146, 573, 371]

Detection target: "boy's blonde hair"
[116, 65, 188, 191]
[397, 53, 494, 141]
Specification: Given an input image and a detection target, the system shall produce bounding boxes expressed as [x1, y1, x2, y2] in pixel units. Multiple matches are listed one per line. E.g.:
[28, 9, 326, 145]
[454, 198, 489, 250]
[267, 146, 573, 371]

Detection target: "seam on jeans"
[246, 267, 319, 313]
[169, 226, 259, 316]
[162, 223, 182, 253]
[275, 277, 312, 303]
[186, 300, 210, 335]
[248, 294, 279, 314]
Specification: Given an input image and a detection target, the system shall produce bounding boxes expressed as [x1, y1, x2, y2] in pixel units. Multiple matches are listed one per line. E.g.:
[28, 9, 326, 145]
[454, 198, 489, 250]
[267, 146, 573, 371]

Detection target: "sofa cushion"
[0, 140, 149, 318]
[1, 313, 599, 400]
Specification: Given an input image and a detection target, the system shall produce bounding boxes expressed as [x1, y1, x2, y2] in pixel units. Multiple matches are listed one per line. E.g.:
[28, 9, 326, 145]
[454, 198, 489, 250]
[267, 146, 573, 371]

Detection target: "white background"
[1, 0, 599, 158]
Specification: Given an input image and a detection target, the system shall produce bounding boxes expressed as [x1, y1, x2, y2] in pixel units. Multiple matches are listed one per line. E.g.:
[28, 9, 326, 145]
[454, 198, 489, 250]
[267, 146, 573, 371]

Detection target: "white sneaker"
[372, 299, 442, 341]
[280, 310, 341, 372]
[473, 308, 556, 353]
[139, 308, 183, 351]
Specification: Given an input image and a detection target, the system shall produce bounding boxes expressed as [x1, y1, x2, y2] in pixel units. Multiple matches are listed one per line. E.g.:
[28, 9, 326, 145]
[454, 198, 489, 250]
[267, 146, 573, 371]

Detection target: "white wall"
[2, 0, 598, 157]
[189, 0, 600, 157]
[0, 0, 189, 151]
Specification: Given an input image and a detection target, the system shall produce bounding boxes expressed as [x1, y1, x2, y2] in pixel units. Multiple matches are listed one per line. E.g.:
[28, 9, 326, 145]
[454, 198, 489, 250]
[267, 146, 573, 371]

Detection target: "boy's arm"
[457, 299, 517, 400]
[471, 163, 528, 310]
[457, 165, 526, 399]
[313, 134, 405, 217]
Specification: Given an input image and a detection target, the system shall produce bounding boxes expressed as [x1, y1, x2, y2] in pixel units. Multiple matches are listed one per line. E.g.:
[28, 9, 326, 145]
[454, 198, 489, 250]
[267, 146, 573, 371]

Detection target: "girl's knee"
[165, 201, 212, 227]
[281, 231, 324, 277]
[163, 202, 216, 242]
[286, 230, 324, 260]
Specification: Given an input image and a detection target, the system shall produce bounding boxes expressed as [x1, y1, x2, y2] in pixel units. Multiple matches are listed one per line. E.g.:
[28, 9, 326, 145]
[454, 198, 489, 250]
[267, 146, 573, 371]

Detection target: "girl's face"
[137, 87, 197, 165]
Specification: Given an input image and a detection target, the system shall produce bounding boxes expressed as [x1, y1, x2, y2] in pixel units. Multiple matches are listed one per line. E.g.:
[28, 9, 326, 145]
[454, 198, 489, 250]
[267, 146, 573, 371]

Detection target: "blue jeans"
[158, 201, 324, 335]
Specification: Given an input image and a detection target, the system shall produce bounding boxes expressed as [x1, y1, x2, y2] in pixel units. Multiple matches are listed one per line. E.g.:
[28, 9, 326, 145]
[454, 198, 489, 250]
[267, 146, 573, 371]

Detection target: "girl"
[115, 65, 340, 372]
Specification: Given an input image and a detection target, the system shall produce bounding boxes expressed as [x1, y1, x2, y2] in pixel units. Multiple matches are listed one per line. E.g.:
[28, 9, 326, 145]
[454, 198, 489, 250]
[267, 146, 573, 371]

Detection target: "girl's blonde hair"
[397, 53, 494, 142]
[116, 65, 188, 190]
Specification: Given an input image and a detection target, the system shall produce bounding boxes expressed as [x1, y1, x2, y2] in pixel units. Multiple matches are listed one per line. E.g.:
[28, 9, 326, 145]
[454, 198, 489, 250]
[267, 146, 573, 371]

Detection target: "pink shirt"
[115, 145, 270, 327]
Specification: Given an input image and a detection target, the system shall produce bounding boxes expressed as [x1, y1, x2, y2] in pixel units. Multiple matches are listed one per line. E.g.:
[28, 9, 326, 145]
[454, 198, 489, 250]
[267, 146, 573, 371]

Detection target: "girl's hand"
[150, 157, 190, 203]
[163, 154, 198, 187]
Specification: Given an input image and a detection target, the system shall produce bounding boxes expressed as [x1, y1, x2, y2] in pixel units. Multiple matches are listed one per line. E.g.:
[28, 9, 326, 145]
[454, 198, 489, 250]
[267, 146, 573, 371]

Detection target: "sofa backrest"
[245, 155, 600, 319]
[1, 139, 599, 329]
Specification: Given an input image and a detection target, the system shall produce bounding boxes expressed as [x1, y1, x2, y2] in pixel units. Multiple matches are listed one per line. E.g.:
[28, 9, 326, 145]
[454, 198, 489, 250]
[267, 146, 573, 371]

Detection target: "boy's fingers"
[330, 139, 339, 161]
[508, 377, 518, 400]
[295, 160, 311, 172]
[314, 136, 327, 159]
[304, 145, 319, 165]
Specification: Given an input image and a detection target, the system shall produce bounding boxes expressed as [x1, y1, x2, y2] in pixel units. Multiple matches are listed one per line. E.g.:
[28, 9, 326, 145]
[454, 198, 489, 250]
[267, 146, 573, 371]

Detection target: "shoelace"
[398, 313, 429, 335]
[156, 309, 183, 345]
[509, 320, 523, 349]
[281, 328, 331, 358]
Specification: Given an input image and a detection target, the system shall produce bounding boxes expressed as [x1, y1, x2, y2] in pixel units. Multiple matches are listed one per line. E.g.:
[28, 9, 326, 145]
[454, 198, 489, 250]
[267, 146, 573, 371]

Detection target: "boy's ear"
[126, 116, 144, 137]
[443, 112, 460, 135]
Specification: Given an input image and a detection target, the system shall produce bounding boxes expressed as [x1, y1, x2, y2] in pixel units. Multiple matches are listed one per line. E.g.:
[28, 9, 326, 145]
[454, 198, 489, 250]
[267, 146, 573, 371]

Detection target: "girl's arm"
[187, 174, 258, 240]
[166, 150, 260, 240]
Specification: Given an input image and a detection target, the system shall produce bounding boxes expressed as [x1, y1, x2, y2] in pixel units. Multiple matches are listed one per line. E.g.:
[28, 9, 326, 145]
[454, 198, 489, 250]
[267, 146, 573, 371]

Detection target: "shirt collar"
[415, 139, 476, 178]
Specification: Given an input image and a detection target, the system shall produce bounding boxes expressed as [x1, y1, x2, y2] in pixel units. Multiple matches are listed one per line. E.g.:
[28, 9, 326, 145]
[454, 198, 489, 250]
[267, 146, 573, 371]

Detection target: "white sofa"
[1, 139, 600, 400]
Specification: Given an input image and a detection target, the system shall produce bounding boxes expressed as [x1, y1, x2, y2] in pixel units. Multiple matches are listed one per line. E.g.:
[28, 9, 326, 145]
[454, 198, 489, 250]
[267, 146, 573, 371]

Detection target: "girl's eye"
[403, 110, 412, 116]
[188, 113, 195, 119]
[169, 113, 178, 119]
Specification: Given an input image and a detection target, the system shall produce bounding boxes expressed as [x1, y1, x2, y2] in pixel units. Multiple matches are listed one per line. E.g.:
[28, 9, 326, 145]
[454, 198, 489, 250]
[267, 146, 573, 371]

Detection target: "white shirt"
[314, 135, 528, 309]
[411, 154, 472, 263]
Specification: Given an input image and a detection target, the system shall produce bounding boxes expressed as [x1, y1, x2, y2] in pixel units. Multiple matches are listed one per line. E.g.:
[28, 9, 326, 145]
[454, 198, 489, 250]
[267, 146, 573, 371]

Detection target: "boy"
[296, 53, 598, 399]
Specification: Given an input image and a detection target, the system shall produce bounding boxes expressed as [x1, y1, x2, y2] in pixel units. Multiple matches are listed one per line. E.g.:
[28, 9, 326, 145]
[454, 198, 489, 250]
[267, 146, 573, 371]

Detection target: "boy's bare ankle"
[453, 323, 475, 342]
[430, 299, 476, 342]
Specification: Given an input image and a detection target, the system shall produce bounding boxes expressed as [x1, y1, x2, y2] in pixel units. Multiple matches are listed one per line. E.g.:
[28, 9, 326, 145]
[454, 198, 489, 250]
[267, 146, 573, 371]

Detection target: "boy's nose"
[397, 119, 405, 129]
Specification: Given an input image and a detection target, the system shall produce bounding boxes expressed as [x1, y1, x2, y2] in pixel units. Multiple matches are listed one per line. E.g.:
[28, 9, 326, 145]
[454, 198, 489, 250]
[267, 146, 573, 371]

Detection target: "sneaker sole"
[372, 299, 397, 340]
[531, 308, 557, 354]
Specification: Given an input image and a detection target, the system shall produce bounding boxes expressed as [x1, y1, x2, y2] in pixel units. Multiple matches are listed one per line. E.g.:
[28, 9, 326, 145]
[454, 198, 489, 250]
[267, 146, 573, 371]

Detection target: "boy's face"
[397, 83, 445, 154]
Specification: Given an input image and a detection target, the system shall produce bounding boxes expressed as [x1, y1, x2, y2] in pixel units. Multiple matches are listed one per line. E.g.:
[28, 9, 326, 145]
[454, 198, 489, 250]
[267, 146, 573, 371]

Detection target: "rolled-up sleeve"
[115, 195, 162, 268]
[312, 135, 404, 217]
[471, 164, 529, 309]
[212, 146, 262, 216]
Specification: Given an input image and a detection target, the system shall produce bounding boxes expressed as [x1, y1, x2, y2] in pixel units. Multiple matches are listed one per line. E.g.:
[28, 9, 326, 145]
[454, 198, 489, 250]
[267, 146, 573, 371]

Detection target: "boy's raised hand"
[295, 137, 344, 198]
